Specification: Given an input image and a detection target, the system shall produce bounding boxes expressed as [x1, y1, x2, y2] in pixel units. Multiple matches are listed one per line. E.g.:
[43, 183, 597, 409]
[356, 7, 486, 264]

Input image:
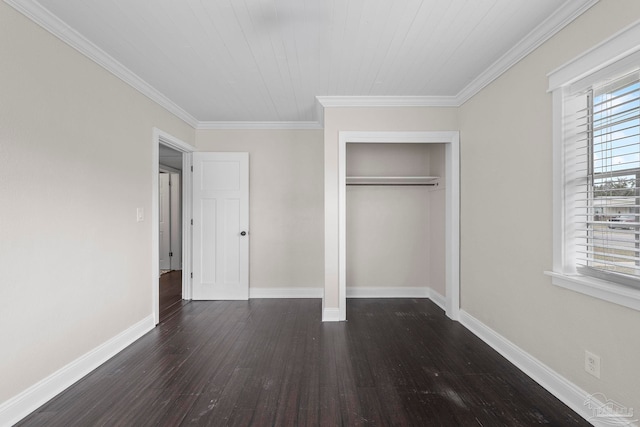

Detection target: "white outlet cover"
[585, 350, 601, 379]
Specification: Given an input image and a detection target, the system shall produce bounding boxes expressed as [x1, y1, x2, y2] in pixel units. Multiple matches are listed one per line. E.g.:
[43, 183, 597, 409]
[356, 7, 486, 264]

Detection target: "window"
[547, 21, 640, 311]
[566, 72, 640, 287]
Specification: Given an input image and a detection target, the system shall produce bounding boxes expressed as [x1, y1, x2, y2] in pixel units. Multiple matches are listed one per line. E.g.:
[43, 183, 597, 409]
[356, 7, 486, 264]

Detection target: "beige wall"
[345, 144, 445, 293]
[195, 129, 324, 290]
[429, 144, 446, 297]
[323, 107, 457, 307]
[428, 185, 446, 297]
[458, 0, 640, 412]
[4, 0, 640, 419]
[0, 3, 194, 402]
[347, 186, 430, 288]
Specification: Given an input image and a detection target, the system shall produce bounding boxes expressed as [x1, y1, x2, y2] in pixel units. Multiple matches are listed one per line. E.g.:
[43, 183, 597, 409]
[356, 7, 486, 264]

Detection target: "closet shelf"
[346, 176, 439, 186]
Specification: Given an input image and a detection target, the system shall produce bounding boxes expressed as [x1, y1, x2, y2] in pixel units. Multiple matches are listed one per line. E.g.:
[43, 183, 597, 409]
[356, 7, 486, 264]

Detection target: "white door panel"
[159, 173, 171, 270]
[192, 152, 249, 300]
[169, 173, 182, 270]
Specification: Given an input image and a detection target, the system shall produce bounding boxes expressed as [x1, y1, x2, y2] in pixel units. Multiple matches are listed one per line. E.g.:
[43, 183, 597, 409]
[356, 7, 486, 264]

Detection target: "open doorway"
[152, 128, 195, 325]
[159, 148, 183, 321]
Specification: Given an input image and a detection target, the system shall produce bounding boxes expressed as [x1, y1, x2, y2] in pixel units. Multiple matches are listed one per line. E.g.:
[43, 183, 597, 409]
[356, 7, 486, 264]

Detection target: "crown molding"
[316, 96, 459, 108]
[317, 1, 598, 110]
[6, 0, 598, 127]
[4, 0, 199, 128]
[197, 121, 323, 130]
[315, 97, 325, 128]
[455, 0, 599, 105]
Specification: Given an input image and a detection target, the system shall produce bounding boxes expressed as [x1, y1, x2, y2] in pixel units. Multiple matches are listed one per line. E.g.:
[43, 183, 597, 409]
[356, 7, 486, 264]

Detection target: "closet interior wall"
[346, 143, 446, 298]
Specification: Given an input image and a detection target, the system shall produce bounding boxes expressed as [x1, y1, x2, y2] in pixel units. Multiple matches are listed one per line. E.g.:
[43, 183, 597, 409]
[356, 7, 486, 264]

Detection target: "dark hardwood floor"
[159, 270, 187, 322]
[17, 299, 590, 426]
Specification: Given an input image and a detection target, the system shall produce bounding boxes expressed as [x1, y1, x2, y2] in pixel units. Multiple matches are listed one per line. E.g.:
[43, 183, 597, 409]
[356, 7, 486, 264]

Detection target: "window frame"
[546, 20, 640, 312]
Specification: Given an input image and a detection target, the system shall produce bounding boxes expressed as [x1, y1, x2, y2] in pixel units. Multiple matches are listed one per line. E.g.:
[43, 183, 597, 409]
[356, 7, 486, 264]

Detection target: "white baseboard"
[427, 289, 446, 311]
[322, 308, 341, 322]
[459, 310, 636, 427]
[346, 286, 430, 298]
[0, 315, 155, 427]
[249, 287, 323, 299]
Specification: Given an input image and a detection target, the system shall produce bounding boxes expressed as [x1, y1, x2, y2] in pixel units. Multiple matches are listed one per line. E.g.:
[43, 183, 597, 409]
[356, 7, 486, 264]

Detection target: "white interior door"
[192, 152, 249, 300]
[159, 173, 171, 270]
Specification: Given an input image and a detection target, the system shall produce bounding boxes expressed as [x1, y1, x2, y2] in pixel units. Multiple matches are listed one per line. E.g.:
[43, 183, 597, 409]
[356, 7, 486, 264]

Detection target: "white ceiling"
[8, 0, 598, 126]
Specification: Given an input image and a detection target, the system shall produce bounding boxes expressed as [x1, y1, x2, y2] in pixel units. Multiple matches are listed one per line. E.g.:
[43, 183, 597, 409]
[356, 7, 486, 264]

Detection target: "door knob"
[240, 231, 247, 236]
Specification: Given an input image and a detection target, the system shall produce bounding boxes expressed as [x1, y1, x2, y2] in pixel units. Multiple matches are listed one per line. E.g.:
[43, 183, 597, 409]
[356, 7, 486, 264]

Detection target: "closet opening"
[345, 143, 446, 305]
[338, 131, 460, 322]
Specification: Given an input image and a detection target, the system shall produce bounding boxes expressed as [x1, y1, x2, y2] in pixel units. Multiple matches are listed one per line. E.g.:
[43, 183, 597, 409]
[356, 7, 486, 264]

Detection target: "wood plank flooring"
[159, 270, 186, 322]
[17, 299, 590, 426]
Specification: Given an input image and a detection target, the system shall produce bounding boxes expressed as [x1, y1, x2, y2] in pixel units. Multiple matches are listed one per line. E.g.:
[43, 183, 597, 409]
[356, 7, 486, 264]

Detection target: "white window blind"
[564, 68, 640, 287]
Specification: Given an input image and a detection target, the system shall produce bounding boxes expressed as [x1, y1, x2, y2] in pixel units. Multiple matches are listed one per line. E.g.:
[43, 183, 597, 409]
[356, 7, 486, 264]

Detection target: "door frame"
[152, 128, 195, 325]
[338, 131, 460, 321]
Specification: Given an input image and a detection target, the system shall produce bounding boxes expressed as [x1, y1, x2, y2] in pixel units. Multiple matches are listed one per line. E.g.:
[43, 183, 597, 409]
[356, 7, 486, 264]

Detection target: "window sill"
[544, 271, 640, 312]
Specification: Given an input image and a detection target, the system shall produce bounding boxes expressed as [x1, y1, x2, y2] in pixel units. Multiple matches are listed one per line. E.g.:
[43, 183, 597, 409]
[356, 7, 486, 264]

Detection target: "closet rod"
[346, 183, 438, 186]
[346, 176, 439, 186]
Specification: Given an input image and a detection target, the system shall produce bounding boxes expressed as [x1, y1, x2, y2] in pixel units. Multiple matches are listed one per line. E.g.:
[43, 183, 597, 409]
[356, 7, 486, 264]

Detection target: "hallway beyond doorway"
[159, 270, 186, 322]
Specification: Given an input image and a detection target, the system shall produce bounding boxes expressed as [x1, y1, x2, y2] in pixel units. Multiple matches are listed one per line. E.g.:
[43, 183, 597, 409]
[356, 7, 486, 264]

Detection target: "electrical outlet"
[585, 350, 601, 378]
[136, 208, 144, 222]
